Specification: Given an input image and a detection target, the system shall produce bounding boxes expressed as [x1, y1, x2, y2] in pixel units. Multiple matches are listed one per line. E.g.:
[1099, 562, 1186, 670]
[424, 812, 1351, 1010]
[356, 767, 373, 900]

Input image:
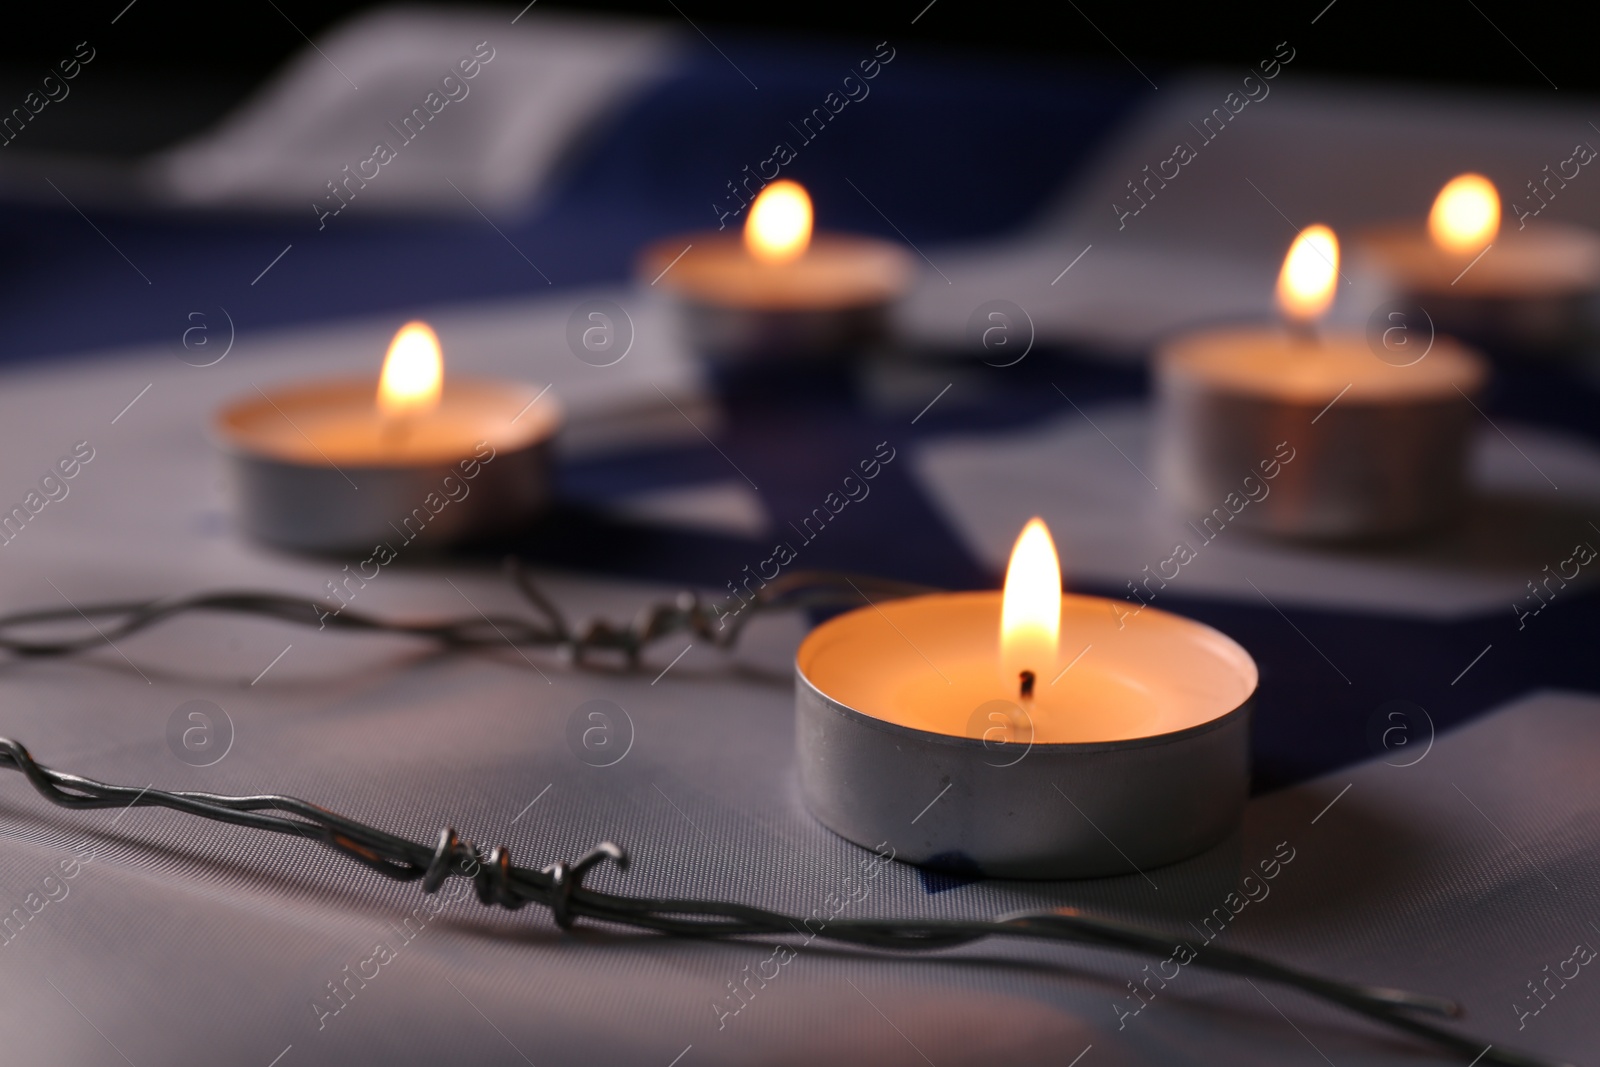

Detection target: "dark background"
[0, 0, 1580, 158]
[1, 1, 1580, 90]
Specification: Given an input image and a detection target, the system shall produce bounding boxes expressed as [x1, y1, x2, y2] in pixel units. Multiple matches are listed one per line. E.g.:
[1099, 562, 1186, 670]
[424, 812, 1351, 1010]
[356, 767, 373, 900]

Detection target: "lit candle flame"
[377, 321, 443, 417]
[1275, 224, 1339, 325]
[1000, 517, 1062, 697]
[744, 180, 813, 264]
[1429, 173, 1500, 254]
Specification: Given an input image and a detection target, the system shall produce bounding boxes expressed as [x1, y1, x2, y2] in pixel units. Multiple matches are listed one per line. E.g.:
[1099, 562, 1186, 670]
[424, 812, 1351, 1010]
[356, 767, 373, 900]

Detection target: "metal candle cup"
[216, 377, 561, 552]
[1155, 327, 1489, 540]
[795, 591, 1257, 880]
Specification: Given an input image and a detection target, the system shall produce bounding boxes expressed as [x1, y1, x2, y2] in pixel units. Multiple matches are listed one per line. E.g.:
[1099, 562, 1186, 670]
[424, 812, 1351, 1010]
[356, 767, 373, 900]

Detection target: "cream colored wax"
[798, 592, 1256, 744]
[640, 233, 913, 311]
[1160, 327, 1487, 404]
[1360, 221, 1600, 299]
[218, 378, 560, 467]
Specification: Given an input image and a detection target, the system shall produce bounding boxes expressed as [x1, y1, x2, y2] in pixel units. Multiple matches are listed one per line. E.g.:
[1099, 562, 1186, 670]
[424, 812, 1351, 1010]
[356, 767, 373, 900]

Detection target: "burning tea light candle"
[797, 519, 1257, 879]
[217, 321, 561, 552]
[1156, 226, 1489, 539]
[638, 180, 914, 361]
[1359, 172, 1600, 353]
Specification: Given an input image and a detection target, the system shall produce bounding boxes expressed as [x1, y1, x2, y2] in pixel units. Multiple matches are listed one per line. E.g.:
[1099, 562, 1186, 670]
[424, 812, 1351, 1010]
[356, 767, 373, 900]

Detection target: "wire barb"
[545, 843, 629, 929]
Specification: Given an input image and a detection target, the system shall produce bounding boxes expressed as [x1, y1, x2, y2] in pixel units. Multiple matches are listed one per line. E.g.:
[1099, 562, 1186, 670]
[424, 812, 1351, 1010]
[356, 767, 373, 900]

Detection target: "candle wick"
[1018, 670, 1036, 701]
[1285, 319, 1320, 348]
[382, 416, 411, 452]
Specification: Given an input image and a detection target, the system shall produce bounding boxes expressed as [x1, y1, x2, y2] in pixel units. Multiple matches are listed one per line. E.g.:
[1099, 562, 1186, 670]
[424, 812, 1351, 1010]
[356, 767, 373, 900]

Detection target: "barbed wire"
[0, 565, 1564, 1066]
[0, 739, 1558, 1067]
[0, 561, 933, 668]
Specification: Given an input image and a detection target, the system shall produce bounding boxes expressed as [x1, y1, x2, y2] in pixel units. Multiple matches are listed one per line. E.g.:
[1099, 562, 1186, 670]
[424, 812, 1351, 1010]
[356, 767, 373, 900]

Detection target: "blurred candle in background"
[217, 321, 560, 551]
[1157, 226, 1488, 539]
[1360, 171, 1600, 356]
[638, 179, 913, 363]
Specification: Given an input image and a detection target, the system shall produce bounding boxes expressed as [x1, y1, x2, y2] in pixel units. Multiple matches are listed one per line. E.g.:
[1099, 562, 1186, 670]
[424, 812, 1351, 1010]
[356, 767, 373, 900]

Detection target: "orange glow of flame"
[1429, 173, 1500, 254]
[1000, 517, 1062, 693]
[744, 180, 813, 264]
[1275, 224, 1339, 325]
[377, 321, 443, 417]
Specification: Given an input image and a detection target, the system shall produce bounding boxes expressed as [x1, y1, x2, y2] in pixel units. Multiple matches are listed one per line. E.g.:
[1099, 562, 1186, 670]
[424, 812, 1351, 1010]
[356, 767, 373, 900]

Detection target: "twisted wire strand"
[0, 569, 1569, 1066]
[0, 563, 934, 667]
[0, 739, 1565, 1067]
